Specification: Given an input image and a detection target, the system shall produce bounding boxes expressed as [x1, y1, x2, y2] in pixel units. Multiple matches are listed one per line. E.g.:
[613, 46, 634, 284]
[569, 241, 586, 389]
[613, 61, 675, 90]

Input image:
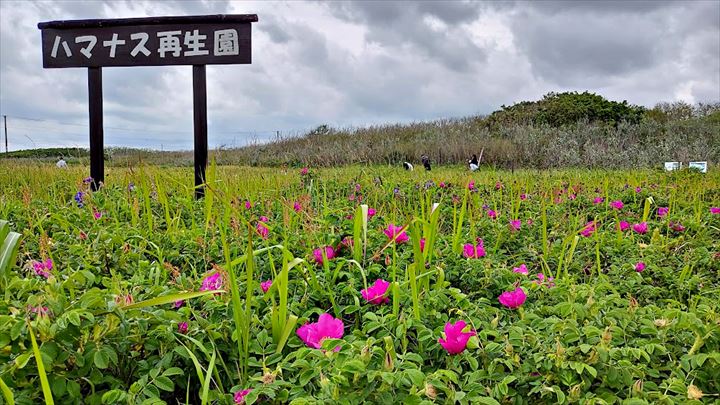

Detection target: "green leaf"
[405, 369, 425, 387]
[93, 350, 109, 369]
[123, 290, 223, 310]
[27, 321, 54, 405]
[474, 397, 501, 405]
[154, 376, 174, 392]
[0, 375, 14, 405]
[162, 367, 184, 377]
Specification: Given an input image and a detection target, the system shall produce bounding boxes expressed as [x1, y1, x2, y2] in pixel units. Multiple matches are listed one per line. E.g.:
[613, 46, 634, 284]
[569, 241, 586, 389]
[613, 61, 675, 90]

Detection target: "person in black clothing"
[421, 155, 431, 171]
[469, 154, 479, 171]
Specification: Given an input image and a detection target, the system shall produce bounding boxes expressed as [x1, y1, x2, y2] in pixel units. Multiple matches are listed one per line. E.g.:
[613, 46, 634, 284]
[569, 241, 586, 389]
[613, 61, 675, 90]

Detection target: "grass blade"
[26, 321, 53, 405]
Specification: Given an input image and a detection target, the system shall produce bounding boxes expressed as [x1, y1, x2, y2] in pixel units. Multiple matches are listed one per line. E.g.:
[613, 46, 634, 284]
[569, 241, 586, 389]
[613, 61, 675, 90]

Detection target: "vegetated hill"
[4, 92, 719, 169]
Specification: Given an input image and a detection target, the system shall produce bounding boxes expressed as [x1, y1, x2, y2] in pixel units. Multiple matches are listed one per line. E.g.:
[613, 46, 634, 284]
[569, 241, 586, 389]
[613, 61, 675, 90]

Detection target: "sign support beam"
[88, 67, 104, 191]
[193, 65, 208, 199]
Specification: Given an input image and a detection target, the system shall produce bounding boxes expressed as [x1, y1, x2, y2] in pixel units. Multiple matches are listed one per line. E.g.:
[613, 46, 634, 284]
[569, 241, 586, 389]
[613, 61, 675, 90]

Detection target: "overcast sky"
[0, 0, 718, 151]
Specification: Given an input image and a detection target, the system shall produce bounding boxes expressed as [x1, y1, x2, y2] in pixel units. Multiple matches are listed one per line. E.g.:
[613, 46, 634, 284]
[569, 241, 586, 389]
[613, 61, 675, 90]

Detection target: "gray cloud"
[0, 0, 717, 151]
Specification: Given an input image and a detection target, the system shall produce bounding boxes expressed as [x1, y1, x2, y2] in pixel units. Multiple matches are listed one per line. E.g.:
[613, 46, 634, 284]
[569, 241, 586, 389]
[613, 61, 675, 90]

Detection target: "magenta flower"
[509, 219, 521, 231]
[200, 272, 223, 291]
[384, 224, 409, 244]
[234, 389, 252, 404]
[632, 222, 648, 234]
[261, 280, 272, 293]
[244, 200, 252, 210]
[296, 313, 344, 350]
[341, 236, 354, 249]
[178, 322, 188, 334]
[367, 208, 377, 218]
[619, 220, 630, 231]
[439, 182, 447, 188]
[495, 181, 503, 190]
[300, 167, 309, 175]
[28, 305, 50, 318]
[487, 209, 497, 219]
[610, 200, 624, 210]
[438, 320, 476, 355]
[256, 217, 269, 239]
[361, 279, 390, 305]
[568, 194, 576, 200]
[293, 201, 302, 212]
[593, 196, 604, 205]
[462, 240, 486, 259]
[635, 187, 642, 193]
[93, 210, 102, 220]
[657, 207, 669, 218]
[498, 287, 527, 309]
[535, 273, 555, 288]
[711, 207, 720, 214]
[513, 264, 528, 275]
[174, 300, 184, 309]
[580, 221, 596, 237]
[419, 238, 426, 252]
[468, 180, 475, 191]
[313, 246, 336, 265]
[635, 262, 646, 272]
[520, 193, 527, 201]
[32, 258, 53, 278]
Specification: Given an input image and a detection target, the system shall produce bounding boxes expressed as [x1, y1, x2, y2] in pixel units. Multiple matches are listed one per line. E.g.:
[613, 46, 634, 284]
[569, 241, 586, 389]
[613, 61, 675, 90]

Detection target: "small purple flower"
[635, 186, 642, 193]
[234, 389, 252, 404]
[83, 176, 93, 184]
[635, 262, 646, 272]
[520, 193, 528, 201]
[74, 191, 85, 207]
[261, 279, 272, 293]
[128, 182, 135, 192]
[174, 300, 184, 309]
[513, 264, 528, 275]
[487, 209, 497, 220]
[610, 200, 624, 210]
[711, 207, 720, 215]
[178, 322, 188, 334]
[509, 220, 521, 231]
[657, 207, 669, 218]
[593, 197, 604, 205]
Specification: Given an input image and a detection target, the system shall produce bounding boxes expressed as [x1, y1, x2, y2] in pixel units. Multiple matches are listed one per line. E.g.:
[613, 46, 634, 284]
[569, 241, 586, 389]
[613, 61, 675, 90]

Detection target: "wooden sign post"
[38, 14, 258, 197]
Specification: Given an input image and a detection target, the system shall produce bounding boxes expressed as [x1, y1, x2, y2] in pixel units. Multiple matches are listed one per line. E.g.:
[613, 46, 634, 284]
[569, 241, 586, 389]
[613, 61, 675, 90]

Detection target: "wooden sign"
[38, 15, 258, 198]
[39, 15, 254, 68]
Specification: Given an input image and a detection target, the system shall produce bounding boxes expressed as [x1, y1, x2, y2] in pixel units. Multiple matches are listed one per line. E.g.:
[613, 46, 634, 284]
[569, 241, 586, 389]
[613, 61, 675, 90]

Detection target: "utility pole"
[3, 115, 7, 154]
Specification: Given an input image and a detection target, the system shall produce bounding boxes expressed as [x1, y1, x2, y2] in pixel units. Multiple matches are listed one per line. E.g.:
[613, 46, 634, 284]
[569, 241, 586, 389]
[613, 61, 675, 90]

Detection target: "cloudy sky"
[0, 0, 718, 151]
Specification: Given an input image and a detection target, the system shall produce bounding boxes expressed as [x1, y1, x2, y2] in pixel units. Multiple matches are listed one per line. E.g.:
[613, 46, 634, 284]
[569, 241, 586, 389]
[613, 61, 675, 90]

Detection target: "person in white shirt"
[56, 158, 67, 168]
[468, 154, 479, 172]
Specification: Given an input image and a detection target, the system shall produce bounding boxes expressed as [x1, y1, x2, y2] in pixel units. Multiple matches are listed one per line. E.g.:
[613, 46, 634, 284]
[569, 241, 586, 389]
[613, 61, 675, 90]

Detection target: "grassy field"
[1, 163, 719, 404]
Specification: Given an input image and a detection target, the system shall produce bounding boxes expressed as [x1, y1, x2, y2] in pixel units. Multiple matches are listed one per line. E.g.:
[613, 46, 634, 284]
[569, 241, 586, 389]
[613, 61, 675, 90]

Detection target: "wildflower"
[355, 183, 361, 192]
[498, 287, 527, 309]
[32, 258, 53, 278]
[83, 176, 93, 184]
[313, 246, 336, 265]
[115, 293, 134, 306]
[669, 221, 685, 232]
[687, 384, 703, 400]
[419, 238, 426, 252]
[361, 279, 390, 305]
[79, 231, 87, 240]
[468, 181, 475, 191]
[234, 389, 252, 404]
[657, 207, 669, 218]
[438, 320, 476, 355]
[348, 194, 356, 201]
[128, 182, 135, 192]
[439, 182, 447, 188]
[28, 305, 51, 318]
[513, 264, 528, 275]
[711, 207, 720, 214]
[568, 194, 576, 200]
[341, 237, 353, 248]
[367, 208, 377, 218]
[93, 210, 102, 220]
[580, 221, 596, 237]
[74, 191, 84, 207]
[593, 196, 604, 205]
[487, 209, 497, 220]
[174, 300, 184, 309]
[200, 272, 223, 291]
[554, 197, 562, 204]
[520, 193, 527, 201]
[635, 186, 642, 193]
[610, 200, 624, 210]
[178, 322, 188, 334]
[300, 167, 309, 175]
[244, 200, 252, 210]
[509, 219, 521, 231]
[293, 201, 302, 212]
[384, 224, 409, 244]
[261, 280, 272, 293]
[296, 313, 344, 350]
[535, 273, 555, 287]
[463, 239, 486, 259]
[619, 220, 630, 231]
[635, 262, 646, 272]
[256, 216, 269, 239]
[527, 218, 534, 226]
[632, 222, 648, 234]
[495, 181, 503, 190]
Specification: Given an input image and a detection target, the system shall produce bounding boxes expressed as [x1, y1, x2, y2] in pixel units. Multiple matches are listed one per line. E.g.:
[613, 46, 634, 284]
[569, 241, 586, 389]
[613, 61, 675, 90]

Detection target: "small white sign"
[664, 161, 681, 171]
[689, 161, 708, 173]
